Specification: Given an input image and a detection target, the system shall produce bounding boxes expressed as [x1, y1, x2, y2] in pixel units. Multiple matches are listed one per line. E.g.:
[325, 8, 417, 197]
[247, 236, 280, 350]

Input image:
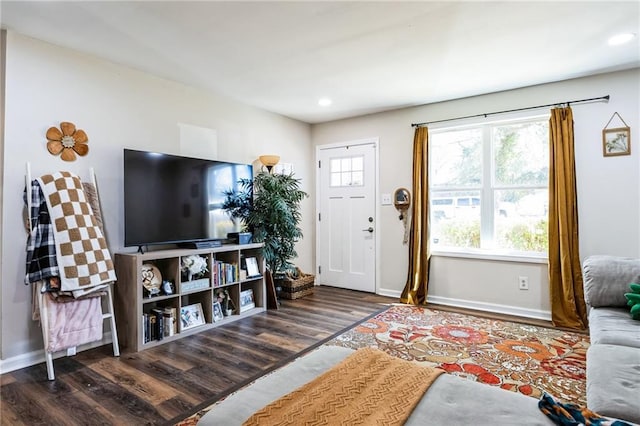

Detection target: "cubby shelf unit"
[113, 243, 265, 352]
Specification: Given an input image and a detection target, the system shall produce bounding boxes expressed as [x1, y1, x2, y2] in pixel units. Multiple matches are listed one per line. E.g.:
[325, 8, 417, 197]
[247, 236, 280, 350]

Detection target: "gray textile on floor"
[199, 345, 553, 425]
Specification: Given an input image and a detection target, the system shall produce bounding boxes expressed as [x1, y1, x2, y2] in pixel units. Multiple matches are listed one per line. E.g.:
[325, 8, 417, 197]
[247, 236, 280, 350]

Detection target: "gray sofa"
[200, 345, 556, 425]
[582, 255, 640, 424]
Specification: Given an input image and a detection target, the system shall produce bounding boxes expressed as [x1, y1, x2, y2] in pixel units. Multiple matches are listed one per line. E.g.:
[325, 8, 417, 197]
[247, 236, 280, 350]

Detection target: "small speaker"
[227, 232, 252, 244]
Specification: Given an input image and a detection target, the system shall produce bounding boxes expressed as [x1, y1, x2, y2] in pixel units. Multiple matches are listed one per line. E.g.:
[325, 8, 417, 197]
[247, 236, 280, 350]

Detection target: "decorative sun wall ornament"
[46, 122, 89, 161]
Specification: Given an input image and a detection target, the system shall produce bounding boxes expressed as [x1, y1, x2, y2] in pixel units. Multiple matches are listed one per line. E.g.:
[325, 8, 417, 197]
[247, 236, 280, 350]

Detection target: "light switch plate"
[381, 193, 392, 205]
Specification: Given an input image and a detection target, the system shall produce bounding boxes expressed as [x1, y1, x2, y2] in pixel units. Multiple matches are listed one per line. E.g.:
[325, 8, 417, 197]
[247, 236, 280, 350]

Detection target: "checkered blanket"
[36, 172, 116, 295]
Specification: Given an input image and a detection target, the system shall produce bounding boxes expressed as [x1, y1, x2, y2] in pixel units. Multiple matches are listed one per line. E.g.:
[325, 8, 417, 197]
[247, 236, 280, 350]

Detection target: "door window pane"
[330, 155, 365, 187]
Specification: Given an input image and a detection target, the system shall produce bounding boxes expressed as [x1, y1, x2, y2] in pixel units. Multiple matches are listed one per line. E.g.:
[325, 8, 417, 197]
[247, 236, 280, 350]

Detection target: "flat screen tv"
[123, 149, 252, 248]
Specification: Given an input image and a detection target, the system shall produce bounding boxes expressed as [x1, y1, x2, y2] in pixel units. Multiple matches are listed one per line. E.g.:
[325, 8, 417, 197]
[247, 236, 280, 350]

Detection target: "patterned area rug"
[327, 305, 590, 405]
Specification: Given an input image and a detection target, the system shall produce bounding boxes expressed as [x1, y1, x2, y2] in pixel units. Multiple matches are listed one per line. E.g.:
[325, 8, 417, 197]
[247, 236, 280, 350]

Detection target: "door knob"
[362, 227, 374, 233]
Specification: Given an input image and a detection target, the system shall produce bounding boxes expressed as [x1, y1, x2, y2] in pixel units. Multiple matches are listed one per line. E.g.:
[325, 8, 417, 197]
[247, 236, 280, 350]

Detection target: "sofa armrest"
[583, 255, 640, 308]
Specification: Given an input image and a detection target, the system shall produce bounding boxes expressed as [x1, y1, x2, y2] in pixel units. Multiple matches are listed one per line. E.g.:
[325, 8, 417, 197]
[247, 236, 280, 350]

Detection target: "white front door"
[317, 141, 377, 293]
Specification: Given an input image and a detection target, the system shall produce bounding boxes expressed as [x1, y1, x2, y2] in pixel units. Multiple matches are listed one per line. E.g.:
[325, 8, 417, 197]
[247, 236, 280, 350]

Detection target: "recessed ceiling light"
[608, 33, 636, 46]
[318, 98, 332, 107]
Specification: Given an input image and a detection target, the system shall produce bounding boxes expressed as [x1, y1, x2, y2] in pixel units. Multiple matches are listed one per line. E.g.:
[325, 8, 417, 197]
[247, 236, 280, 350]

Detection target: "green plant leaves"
[223, 172, 308, 274]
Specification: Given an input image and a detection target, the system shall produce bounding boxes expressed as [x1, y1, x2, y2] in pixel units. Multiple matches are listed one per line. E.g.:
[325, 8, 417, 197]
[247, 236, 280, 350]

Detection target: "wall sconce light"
[259, 155, 280, 173]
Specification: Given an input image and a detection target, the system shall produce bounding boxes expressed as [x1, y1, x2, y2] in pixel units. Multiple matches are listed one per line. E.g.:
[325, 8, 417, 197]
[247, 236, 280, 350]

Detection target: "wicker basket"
[279, 268, 315, 300]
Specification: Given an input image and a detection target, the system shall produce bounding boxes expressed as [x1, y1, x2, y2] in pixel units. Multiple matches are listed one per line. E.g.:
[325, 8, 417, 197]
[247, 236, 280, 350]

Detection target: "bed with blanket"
[198, 345, 556, 425]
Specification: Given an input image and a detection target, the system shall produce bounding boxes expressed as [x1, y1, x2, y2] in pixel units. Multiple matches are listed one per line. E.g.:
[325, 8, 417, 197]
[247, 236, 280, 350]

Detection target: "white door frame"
[315, 137, 381, 294]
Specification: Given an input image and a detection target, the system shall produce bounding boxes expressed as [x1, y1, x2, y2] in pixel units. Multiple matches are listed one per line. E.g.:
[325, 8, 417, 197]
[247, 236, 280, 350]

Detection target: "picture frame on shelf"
[180, 303, 205, 330]
[245, 257, 260, 278]
[240, 289, 255, 313]
[212, 301, 224, 322]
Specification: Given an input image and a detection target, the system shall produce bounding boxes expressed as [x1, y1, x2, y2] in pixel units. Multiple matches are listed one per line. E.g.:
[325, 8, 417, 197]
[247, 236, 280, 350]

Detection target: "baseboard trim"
[377, 288, 401, 299]
[0, 333, 115, 375]
[427, 295, 552, 321]
[377, 289, 551, 321]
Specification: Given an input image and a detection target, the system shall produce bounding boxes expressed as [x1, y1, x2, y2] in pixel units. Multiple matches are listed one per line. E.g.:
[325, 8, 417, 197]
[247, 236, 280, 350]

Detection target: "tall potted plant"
[223, 172, 308, 279]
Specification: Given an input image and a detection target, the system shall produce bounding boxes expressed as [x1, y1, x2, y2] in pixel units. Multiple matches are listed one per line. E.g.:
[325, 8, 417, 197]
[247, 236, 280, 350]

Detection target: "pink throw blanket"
[43, 293, 103, 353]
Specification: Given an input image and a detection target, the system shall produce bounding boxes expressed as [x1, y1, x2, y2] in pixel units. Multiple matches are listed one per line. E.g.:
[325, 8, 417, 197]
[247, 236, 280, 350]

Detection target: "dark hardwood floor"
[0, 286, 394, 426]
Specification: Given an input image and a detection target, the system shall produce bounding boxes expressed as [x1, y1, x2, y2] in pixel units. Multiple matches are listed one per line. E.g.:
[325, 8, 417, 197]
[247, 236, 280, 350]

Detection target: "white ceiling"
[1, 1, 638, 124]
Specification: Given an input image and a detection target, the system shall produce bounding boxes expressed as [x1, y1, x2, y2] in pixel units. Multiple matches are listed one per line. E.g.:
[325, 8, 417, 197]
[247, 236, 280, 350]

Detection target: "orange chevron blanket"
[243, 348, 444, 426]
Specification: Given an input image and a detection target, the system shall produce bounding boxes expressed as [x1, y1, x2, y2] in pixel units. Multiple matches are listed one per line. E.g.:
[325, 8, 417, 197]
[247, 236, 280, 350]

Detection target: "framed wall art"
[603, 127, 631, 157]
[602, 112, 631, 157]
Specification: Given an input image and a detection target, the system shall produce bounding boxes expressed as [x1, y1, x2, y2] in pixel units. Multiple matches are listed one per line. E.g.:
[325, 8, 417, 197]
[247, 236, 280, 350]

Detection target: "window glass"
[341, 171, 351, 186]
[352, 156, 364, 171]
[493, 122, 549, 187]
[352, 171, 364, 186]
[330, 155, 365, 187]
[430, 117, 549, 255]
[341, 158, 351, 171]
[494, 189, 548, 252]
[431, 191, 481, 249]
[431, 128, 483, 188]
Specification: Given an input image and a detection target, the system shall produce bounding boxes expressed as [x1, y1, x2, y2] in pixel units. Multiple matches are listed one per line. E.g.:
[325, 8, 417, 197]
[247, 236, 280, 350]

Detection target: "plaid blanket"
[36, 172, 116, 295]
[24, 180, 60, 286]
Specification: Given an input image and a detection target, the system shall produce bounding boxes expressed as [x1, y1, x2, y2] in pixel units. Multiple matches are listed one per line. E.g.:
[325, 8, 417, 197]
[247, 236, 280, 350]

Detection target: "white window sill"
[431, 248, 548, 264]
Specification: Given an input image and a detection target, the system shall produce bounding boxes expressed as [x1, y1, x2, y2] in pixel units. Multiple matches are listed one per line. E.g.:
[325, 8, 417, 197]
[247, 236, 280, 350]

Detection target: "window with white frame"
[429, 116, 549, 256]
[330, 155, 364, 187]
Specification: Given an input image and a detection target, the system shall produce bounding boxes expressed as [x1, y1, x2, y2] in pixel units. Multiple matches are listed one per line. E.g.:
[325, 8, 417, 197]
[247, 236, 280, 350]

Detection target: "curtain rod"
[411, 95, 610, 127]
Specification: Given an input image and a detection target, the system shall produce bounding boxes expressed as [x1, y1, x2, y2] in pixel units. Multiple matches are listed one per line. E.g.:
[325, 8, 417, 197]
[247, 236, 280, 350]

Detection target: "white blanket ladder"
[26, 163, 120, 380]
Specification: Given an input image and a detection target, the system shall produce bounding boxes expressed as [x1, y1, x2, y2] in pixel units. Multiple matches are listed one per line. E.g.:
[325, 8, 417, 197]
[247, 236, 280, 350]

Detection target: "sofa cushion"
[587, 344, 640, 424]
[583, 256, 640, 308]
[589, 307, 640, 348]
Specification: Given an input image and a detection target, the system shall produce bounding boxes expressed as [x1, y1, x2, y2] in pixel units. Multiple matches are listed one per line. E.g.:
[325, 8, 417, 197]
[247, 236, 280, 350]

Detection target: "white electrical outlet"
[518, 276, 529, 290]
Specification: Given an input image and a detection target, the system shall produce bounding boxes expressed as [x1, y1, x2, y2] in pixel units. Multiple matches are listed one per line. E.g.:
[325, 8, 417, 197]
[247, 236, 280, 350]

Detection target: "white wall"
[312, 69, 640, 318]
[0, 32, 313, 362]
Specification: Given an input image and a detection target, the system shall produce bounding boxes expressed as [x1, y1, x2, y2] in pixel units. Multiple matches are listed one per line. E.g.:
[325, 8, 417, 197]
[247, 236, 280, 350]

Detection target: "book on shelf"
[213, 260, 239, 286]
[143, 308, 175, 343]
[163, 307, 176, 337]
[149, 313, 157, 341]
[142, 313, 149, 343]
[152, 308, 164, 341]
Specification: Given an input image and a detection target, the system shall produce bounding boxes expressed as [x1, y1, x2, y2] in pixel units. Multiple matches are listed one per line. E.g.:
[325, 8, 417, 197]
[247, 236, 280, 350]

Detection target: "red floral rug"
[327, 305, 590, 405]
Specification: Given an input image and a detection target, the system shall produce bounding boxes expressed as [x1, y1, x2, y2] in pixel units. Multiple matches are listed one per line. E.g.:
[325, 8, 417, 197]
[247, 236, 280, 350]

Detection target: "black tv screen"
[124, 149, 252, 247]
